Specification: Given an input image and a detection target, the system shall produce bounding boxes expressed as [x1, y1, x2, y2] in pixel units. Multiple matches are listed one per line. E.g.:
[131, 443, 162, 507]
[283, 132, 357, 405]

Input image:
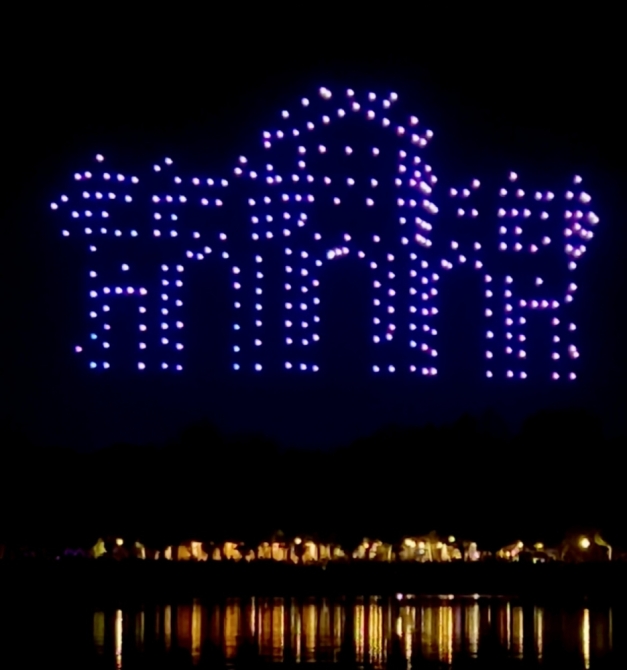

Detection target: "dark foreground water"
[4, 595, 623, 669]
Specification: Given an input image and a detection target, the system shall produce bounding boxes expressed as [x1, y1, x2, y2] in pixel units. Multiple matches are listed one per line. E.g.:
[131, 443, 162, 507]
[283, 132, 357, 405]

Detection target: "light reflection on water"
[91, 596, 617, 667]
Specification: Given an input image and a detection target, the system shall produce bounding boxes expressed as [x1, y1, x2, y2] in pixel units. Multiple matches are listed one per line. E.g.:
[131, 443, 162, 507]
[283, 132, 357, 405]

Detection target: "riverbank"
[1, 561, 625, 604]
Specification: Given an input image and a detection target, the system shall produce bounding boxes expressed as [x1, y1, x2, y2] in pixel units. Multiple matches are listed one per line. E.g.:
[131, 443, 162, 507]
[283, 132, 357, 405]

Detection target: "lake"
[9, 594, 621, 668]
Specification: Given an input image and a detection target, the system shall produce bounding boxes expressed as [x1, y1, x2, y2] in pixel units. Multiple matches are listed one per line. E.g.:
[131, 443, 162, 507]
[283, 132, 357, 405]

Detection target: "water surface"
[3, 595, 622, 668]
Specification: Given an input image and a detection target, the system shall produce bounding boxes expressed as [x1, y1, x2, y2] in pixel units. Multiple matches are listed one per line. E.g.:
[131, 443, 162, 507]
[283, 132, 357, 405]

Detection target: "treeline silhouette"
[0, 407, 624, 551]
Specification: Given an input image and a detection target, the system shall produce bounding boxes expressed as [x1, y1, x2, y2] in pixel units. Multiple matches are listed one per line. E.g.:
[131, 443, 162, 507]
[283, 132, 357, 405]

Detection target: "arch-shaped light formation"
[240, 86, 438, 373]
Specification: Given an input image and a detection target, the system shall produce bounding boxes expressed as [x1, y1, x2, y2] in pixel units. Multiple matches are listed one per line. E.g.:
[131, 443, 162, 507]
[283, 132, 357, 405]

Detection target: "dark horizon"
[1, 406, 625, 550]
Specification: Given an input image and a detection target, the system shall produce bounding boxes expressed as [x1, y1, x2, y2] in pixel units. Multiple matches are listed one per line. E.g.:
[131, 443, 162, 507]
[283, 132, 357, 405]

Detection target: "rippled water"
[82, 595, 621, 667]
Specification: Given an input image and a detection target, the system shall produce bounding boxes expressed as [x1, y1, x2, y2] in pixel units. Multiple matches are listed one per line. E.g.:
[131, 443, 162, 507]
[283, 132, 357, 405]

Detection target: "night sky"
[2, 10, 625, 450]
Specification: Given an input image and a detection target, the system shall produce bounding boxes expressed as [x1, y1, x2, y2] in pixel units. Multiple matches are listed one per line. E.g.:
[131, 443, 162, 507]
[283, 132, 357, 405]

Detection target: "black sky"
[1, 9, 625, 449]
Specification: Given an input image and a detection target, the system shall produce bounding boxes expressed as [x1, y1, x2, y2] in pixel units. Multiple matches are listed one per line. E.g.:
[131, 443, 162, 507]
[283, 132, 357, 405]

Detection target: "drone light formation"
[51, 86, 599, 380]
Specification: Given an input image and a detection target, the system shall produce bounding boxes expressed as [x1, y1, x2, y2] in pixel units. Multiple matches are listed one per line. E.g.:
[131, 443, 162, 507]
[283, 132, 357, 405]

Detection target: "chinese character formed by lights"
[468, 171, 597, 381]
[52, 87, 599, 380]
